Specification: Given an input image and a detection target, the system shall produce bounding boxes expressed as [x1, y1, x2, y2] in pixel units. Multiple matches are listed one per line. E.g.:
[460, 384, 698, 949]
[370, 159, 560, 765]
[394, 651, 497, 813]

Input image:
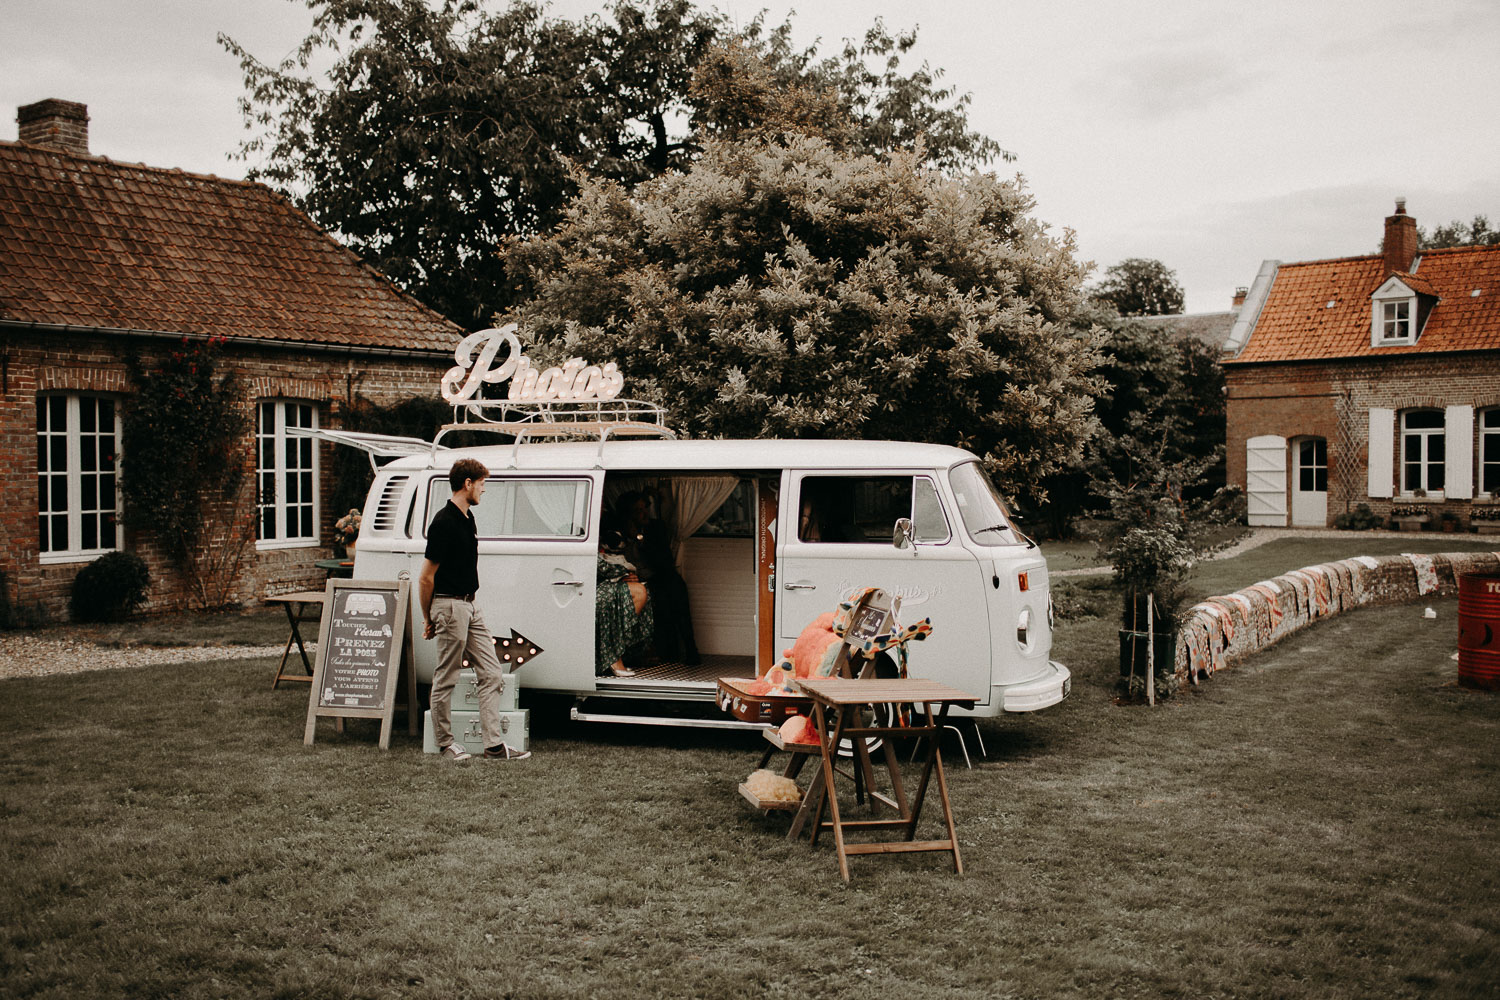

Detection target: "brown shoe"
[484, 744, 531, 760]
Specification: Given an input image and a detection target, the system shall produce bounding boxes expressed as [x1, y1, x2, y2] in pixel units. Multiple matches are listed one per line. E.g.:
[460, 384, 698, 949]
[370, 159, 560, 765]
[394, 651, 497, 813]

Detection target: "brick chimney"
[1232, 286, 1248, 308]
[17, 99, 89, 155]
[1382, 197, 1418, 275]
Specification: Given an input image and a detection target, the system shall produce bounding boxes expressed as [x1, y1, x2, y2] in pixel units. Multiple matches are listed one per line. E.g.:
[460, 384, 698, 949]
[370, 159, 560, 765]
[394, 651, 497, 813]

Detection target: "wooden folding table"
[794, 675, 977, 881]
[266, 590, 325, 689]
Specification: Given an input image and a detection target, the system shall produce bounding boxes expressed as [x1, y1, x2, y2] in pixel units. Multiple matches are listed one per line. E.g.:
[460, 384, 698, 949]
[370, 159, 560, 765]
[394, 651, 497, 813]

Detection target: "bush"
[70, 552, 151, 622]
[1334, 503, 1380, 531]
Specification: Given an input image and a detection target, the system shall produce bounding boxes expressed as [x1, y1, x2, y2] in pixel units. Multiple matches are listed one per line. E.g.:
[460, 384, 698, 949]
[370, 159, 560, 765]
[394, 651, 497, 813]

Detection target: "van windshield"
[948, 462, 1022, 546]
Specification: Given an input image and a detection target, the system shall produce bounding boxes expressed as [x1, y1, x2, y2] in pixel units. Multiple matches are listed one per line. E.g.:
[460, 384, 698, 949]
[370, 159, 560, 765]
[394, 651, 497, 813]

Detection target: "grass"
[3, 537, 1499, 998]
[1043, 522, 1251, 573]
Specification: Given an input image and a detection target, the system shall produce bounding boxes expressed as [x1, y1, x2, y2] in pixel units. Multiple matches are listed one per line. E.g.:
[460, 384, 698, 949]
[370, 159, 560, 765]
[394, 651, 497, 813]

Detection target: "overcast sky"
[6, 0, 1498, 313]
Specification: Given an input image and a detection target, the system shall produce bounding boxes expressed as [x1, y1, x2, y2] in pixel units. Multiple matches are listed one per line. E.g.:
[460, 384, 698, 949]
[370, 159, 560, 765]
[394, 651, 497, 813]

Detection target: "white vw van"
[335, 433, 1069, 723]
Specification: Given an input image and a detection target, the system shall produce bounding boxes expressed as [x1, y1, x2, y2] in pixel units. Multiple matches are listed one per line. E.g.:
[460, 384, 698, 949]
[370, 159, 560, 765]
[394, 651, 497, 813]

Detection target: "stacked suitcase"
[422, 667, 528, 754]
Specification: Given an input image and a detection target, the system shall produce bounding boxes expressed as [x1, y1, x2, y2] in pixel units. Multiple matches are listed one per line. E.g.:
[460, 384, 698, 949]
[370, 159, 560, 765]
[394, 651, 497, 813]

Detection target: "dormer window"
[1370, 274, 1435, 347]
[1381, 299, 1410, 341]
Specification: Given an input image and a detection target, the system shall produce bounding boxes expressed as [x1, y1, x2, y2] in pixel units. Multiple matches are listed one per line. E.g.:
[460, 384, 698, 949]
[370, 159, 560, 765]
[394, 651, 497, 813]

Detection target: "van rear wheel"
[834, 652, 901, 757]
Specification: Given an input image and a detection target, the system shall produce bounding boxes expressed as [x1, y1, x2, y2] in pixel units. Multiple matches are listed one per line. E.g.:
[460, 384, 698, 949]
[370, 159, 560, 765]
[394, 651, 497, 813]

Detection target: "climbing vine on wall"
[121, 337, 250, 607]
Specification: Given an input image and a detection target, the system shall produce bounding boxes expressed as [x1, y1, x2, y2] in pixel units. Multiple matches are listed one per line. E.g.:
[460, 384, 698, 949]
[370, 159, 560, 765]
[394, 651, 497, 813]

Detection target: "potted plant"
[1390, 503, 1431, 531]
[334, 508, 362, 557]
[1473, 505, 1500, 535]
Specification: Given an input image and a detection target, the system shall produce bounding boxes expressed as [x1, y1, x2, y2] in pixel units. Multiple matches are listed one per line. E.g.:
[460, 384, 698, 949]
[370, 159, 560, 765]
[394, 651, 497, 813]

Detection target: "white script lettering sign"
[441, 324, 625, 404]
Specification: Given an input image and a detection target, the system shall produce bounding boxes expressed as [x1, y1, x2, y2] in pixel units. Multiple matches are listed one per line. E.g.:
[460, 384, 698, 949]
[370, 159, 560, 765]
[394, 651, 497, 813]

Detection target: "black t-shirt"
[425, 500, 480, 596]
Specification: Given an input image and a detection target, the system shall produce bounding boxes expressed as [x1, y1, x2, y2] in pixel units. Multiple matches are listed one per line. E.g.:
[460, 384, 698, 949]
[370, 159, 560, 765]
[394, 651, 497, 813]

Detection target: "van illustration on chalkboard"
[343, 593, 387, 616]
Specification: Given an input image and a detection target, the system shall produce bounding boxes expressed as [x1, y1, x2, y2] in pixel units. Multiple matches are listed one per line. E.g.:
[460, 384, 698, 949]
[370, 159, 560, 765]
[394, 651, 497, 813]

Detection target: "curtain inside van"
[664, 477, 739, 571]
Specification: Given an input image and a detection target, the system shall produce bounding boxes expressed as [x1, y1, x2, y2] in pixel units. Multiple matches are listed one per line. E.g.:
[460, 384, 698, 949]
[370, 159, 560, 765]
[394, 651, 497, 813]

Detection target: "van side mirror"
[892, 517, 914, 549]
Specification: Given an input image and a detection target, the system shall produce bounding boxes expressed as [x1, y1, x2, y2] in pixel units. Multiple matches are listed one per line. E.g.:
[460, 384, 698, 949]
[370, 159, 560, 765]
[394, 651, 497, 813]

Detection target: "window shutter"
[1367, 408, 1394, 498]
[1447, 405, 1474, 499]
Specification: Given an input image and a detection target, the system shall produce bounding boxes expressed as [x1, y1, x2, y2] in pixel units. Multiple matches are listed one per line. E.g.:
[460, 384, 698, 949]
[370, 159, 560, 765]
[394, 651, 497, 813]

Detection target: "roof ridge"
[1275, 252, 1381, 269]
[0, 139, 264, 189]
[1416, 244, 1500, 256]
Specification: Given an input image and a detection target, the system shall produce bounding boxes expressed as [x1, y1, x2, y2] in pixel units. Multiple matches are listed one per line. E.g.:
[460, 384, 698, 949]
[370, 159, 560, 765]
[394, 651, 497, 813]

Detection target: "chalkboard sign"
[303, 579, 418, 749]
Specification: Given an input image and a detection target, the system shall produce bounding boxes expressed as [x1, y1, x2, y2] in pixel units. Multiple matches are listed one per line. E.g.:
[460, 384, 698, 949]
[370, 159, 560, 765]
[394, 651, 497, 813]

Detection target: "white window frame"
[1371, 277, 1417, 346]
[1400, 409, 1445, 498]
[1481, 408, 1500, 498]
[256, 400, 320, 549]
[37, 393, 123, 564]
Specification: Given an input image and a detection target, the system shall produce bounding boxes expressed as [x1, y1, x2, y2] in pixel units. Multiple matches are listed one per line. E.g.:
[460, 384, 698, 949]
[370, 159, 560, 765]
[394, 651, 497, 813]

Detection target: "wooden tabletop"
[794, 676, 978, 707]
[267, 590, 327, 604]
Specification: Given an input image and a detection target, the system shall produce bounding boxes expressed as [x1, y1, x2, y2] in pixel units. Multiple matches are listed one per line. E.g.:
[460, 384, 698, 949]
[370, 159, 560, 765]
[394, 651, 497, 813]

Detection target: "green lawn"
[3, 537, 1498, 999]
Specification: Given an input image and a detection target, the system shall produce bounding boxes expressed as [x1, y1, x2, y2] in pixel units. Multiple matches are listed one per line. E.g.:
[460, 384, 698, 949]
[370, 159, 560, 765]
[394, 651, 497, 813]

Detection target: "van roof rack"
[436, 398, 677, 465]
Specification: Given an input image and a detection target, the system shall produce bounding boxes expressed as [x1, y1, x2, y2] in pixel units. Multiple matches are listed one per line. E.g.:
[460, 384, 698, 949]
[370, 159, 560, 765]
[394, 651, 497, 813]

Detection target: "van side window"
[425, 478, 591, 539]
[693, 479, 755, 538]
[797, 476, 948, 544]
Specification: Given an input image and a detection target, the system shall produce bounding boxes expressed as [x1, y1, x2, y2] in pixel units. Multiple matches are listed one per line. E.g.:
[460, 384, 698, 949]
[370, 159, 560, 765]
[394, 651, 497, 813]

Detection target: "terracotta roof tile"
[0, 142, 461, 352]
[1228, 245, 1500, 363]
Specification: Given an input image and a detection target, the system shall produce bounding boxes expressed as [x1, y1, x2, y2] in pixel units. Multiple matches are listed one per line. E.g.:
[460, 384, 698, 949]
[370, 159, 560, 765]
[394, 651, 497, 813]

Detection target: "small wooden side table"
[313, 558, 354, 579]
[794, 675, 978, 882]
[266, 590, 326, 689]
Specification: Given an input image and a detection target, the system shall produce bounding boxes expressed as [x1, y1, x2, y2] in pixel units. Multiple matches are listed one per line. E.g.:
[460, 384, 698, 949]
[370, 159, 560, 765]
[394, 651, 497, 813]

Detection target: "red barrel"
[1458, 572, 1500, 690]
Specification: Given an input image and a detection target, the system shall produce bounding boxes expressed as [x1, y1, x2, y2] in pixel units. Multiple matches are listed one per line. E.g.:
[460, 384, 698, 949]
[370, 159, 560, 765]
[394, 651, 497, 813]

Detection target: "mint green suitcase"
[423, 709, 529, 755]
[454, 668, 519, 712]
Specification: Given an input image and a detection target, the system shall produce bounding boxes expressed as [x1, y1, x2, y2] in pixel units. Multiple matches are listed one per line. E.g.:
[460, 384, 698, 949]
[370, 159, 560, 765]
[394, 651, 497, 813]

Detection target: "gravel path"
[0, 634, 316, 681]
[1050, 526, 1436, 578]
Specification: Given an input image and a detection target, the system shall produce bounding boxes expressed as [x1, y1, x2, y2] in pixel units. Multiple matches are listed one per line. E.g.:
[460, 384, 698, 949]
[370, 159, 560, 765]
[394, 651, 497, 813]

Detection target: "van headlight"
[1016, 608, 1033, 652]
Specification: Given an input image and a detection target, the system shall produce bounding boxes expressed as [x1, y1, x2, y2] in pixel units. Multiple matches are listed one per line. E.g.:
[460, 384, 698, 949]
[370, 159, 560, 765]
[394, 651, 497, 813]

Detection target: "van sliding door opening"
[597, 474, 763, 687]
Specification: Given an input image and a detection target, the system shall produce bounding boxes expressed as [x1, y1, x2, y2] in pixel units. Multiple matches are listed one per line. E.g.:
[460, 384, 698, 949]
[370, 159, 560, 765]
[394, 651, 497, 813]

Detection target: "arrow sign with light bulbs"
[495, 629, 543, 670]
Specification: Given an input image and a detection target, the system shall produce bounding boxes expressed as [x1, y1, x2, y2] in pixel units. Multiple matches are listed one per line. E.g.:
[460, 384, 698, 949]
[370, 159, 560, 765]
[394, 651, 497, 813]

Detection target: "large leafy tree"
[697, 20, 1009, 172]
[500, 136, 1102, 501]
[1420, 214, 1500, 248]
[222, 0, 1004, 325]
[1034, 304, 1225, 535]
[1090, 257, 1185, 317]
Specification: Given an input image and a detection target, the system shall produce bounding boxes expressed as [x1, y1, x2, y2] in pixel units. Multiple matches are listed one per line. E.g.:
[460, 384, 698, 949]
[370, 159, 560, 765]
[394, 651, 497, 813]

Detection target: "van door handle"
[552, 580, 584, 588]
[784, 582, 816, 591]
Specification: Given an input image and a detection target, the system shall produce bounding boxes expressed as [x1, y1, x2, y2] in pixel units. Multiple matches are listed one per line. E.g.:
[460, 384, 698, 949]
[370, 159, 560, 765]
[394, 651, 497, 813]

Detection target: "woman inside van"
[596, 517, 654, 678]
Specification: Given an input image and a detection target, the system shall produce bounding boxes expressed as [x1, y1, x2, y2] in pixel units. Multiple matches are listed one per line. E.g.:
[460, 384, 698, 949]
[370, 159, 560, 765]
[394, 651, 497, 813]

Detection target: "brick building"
[1222, 200, 1500, 528]
[1, 99, 462, 620]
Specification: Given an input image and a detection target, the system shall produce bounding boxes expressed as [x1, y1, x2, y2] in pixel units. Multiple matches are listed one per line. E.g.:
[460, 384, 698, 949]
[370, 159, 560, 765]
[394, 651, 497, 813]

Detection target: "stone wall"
[1175, 550, 1500, 687]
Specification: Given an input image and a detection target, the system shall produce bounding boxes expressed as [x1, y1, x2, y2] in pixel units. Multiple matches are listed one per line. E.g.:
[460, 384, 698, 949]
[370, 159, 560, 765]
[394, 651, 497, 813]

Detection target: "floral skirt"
[596, 579, 654, 676]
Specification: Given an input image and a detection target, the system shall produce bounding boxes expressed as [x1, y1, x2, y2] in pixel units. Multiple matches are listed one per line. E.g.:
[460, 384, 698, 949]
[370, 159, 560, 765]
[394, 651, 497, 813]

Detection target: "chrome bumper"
[996, 660, 1071, 712]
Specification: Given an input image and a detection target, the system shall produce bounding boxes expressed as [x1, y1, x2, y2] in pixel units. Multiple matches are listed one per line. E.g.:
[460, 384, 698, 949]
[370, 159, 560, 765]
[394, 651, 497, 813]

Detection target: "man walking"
[419, 457, 530, 761]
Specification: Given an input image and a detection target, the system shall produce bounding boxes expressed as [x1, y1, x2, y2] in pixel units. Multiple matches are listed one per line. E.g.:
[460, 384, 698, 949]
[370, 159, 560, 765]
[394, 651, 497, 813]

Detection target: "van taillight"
[1018, 572, 1029, 592]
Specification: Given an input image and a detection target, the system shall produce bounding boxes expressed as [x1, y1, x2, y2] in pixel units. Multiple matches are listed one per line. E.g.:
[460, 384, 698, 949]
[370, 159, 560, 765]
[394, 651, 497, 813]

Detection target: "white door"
[413, 473, 600, 694]
[774, 470, 993, 700]
[1246, 435, 1288, 526]
[1291, 437, 1328, 527]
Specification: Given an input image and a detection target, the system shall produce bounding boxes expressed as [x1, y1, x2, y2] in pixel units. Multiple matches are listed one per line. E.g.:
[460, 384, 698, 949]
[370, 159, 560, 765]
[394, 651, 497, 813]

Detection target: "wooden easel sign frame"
[303, 578, 419, 749]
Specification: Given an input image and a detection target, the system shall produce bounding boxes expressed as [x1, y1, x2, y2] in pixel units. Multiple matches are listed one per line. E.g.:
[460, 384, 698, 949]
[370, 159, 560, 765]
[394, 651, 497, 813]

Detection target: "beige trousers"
[429, 596, 505, 750]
